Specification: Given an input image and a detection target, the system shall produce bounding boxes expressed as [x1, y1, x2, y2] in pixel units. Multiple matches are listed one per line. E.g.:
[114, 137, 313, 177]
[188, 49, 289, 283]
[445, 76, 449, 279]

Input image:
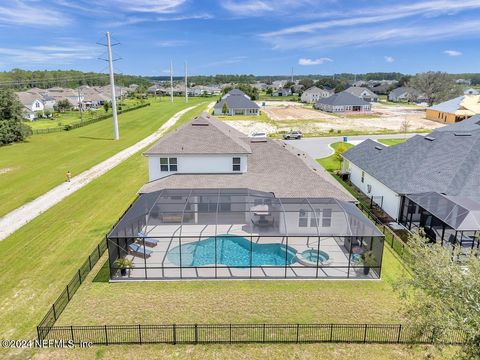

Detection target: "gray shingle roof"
[342, 121, 480, 201]
[315, 92, 370, 106]
[144, 113, 252, 155]
[429, 96, 464, 112]
[344, 86, 378, 99]
[389, 86, 420, 98]
[141, 136, 354, 201]
[214, 89, 260, 110]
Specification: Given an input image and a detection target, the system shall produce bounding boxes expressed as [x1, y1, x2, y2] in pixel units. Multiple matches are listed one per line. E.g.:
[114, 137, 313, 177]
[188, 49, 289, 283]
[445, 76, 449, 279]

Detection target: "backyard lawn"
[377, 138, 408, 146]
[0, 96, 209, 216]
[317, 142, 353, 172]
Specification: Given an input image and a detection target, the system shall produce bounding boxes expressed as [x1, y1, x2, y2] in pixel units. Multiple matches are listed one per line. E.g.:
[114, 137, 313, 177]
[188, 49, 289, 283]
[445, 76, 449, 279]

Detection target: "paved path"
[0, 102, 212, 241]
[284, 133, 421, 159]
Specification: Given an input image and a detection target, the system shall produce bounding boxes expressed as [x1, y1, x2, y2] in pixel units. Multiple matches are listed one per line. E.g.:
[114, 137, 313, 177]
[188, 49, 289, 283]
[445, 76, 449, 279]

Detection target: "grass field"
[0, 96, 209, 216]
[317, 142, 353, 172]
[214, 111, 271, 122]
[377, 138, 408, 146]
[0, 102, 210, 343]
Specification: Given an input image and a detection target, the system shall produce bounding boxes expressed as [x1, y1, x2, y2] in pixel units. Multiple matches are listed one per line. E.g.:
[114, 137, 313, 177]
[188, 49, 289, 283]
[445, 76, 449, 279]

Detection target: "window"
[322, 208, 332, 227]
[310, 209, 321, 227]
[298, 209, 308, 227]
[232, 157, 241, 171]
[361, 171, 365, 183]
[160, 157, 177, 172]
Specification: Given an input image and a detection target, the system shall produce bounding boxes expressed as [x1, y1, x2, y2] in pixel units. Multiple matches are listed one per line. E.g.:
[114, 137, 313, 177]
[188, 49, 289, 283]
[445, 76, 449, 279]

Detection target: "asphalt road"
[284, 133, 420, 159]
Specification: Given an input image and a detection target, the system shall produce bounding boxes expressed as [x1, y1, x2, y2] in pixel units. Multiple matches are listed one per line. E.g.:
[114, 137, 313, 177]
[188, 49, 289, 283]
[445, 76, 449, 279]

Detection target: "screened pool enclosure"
[107, 189, 384, 280]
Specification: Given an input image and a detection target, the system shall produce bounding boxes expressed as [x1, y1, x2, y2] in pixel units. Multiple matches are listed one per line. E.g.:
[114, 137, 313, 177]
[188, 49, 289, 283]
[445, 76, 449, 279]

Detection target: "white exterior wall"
[278, 206, 347, 236]
[148, 154, 248, 181]
[347, 162, 401, 220]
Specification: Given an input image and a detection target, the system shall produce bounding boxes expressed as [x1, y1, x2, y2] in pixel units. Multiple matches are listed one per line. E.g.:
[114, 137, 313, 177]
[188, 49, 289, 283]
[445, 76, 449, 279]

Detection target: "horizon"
[0, 1, 479, 76]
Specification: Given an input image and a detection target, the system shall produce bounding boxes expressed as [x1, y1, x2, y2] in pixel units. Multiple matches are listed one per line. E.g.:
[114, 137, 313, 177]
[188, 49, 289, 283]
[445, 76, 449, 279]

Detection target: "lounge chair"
[129, 243, 153, 257]
[137, 232, 159, 247]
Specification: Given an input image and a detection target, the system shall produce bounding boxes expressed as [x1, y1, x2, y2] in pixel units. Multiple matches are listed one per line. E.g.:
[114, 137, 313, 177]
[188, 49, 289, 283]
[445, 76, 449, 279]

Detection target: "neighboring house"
[370, 83, 394, 95]
[342, 117, 480, 248]
[213, 89, 260, 116]
[16, 91, 45, 120]
[300, 86, 333, 103]
[273, 87, 292, 97]
[425, 95, 480, 123]
[106, 113, 384, 280]
[388, 87, 425, 102]
[344, 87, 378, 102]
[313, 92, 371, 113]
[464, 88, 479, 95]
[351, 80, 367, 87]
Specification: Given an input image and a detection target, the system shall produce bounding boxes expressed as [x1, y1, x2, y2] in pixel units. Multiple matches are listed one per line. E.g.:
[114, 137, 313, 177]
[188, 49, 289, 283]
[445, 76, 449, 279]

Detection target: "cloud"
[221, 0, 315, 16]
[444, 50, 462, 56]
[110, 0, 187, 13]
[0, 1, 70, 27]
[384, 56, 395, 63]
[298, 58, 332, 65]
[156, 13, 213, 21]
[154, 40, 190, 47]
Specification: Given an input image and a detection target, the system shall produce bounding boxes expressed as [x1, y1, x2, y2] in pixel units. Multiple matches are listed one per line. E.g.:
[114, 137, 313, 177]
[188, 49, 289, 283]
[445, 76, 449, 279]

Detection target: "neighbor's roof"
[15, 91, 42, 108]
[315, 92, 370, 106]
[429, 95, 480, 116]
[144, 113, 252, 155]
[344, 86, 378, 98]
[214, 89, 260, 110]
[342, 117, 480, 201]
[141, 132, 354, 201]
[389, 86, 420, 98]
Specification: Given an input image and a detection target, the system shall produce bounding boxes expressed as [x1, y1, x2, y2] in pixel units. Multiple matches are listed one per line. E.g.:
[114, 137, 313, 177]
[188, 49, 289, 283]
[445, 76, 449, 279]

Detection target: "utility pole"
[77, 87, 83, 123]
[106, 32, 119, 140]
[170, 60, 174, 103]
[291, 67, 294, 83]
[185, 61, 188, 103]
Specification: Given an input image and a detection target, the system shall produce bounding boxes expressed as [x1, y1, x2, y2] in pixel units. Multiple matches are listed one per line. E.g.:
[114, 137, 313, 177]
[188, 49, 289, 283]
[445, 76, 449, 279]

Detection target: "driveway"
[284, 133, 420, 159]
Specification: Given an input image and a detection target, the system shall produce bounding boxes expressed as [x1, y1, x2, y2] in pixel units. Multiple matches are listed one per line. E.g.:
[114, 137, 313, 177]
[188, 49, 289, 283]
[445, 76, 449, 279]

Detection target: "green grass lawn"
[0, 97, 208, 216]
[317, 142, 353, 172]
[377, 138, 408, 146]
[258, 95, 300, 101]
[215, 110, 271, 122]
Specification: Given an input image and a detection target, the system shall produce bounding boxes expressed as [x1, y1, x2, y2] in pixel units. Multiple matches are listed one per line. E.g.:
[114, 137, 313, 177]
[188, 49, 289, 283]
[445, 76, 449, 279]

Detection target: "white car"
[250, 132, 267, 138]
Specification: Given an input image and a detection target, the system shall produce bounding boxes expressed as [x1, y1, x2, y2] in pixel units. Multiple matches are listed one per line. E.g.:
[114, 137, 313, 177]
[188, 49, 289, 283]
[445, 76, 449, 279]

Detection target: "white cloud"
[221, 0, 315, 16]
[156, 13, 213, 21]
[298, 58, 332, 65]
[384, 56, 395, 63]
[444, 50, 462, 56]
[154, 40, 189, 47]
[110, 0, 187, 13]
[0, 1, 70, 27]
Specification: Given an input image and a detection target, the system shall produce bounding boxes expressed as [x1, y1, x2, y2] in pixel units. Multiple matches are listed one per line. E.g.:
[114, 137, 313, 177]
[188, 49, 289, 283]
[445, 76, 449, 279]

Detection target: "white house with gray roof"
[300, 86, 333, 103]
[213, 89, 260, 116]
[314, 92, 371, 113]
[344, 86, 378, 102]
[342, 117, 480, 248]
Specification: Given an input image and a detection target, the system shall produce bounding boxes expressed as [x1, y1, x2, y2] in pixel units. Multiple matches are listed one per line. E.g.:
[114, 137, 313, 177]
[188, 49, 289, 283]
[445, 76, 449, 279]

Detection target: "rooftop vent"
[425, 136, 435, 141]
[454, 132, 472, 136]
[192, 123, 209, 126]
[250, 139, 267, 143]
[374, 145, 383, 150]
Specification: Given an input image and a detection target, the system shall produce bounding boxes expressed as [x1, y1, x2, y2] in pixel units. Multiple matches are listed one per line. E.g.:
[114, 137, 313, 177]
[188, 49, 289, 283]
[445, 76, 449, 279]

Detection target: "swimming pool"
[167, 235, 297, 267]
[295, 249, 330, 266]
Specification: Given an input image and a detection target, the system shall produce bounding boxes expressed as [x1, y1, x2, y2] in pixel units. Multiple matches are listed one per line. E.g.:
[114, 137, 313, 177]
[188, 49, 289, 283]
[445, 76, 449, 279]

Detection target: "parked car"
[250, 131, 267, 138]
[283, 131, 303, 140]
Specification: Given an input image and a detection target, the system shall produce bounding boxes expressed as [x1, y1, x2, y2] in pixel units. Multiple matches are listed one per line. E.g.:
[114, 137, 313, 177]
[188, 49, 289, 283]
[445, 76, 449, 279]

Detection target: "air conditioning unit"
[367, 184, 372, 194]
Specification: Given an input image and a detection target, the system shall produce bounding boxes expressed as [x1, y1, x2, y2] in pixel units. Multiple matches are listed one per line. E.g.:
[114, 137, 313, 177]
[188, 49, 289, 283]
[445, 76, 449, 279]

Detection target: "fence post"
[138, 324, 142, 344]
[263, 324, 266, 343]
[37, 326, 41, 342]
[88, 256, 92, 270]
[397, 324, 402, 343]
[98, 244, 101, 258]
[330, 324, 333, 342]
[194, 324, 198, 344]
[66, 285, 70, 301]
[229, 324, 232, 344]
[296, 324, 300, 343]
[52, 304, 57, 321]
[78, 270, 82, 284]
[70, 325, 75, 343]
[172, 324, 176, 345]
[363, 324, 368, 343]
[431, 327, 436, 343]
[104, 325, 108, 345]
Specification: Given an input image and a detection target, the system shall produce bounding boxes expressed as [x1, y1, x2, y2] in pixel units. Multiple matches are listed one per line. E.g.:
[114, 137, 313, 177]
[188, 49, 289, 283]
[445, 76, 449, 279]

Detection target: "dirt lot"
[225, 101, 443, 136]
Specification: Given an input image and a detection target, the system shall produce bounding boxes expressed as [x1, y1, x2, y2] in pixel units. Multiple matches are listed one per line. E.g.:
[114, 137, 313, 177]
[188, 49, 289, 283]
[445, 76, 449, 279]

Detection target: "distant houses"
[344, 86, 378, 102]
[425, 94, 480, 123]
[213, 89, 260, 116]
[388, 87, 426, 103]
[300, 86, 334, 104]
[313, 92, 371, 113]
[272, 87, 292, 97]
[16, 91, 45, 120]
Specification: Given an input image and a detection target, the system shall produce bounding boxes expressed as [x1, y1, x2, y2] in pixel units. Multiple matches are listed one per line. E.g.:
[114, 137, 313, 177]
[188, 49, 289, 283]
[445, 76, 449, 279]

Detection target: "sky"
[1, 0, 480, 76]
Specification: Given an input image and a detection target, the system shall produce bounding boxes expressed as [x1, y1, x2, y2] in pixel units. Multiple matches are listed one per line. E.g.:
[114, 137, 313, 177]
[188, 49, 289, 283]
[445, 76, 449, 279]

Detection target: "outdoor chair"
[129, 243, 153, 258]
[137, 232, 159, 247]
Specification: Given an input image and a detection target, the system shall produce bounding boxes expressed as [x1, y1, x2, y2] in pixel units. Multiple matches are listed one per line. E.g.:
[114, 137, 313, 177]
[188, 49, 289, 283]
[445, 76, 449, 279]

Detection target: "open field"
[378, 138, 408, 146]
[0, 103, 210, 348]
[224, 101, 442, 138]
[317, 142, 354, 172]
[0, 97, 209, 216]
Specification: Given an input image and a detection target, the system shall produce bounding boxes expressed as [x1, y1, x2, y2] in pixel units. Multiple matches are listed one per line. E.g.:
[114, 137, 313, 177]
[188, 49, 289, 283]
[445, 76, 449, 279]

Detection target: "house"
[342, 117, 480, 248]
[344, 87, 378, 102]
[16, 91, 45, 120]
[425, 95, 480, 123]
[300, 86, 333, 103]
[464, 88, 479, 95]
[273, 87, 292, 97]
[213, 89, 260, 116]
[388, 87, 425, 102]
[313, 92, 371, 113]
[106, 114, 384, 280]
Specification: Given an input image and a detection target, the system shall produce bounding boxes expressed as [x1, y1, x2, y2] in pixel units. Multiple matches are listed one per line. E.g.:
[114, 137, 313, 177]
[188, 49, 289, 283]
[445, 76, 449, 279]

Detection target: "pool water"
[167, 235, 297, 267]
[302, 250, 329, 263]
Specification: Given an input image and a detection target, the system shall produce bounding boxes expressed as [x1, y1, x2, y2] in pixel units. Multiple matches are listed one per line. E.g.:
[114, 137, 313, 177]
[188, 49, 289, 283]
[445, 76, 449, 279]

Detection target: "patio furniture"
[129, 243, 153, 257]
[137, 232, 159, 247]
[251, 217, 274, 228]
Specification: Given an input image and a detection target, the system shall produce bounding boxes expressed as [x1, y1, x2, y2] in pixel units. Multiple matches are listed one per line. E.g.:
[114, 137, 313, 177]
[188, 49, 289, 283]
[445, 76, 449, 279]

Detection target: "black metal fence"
[38, 323, 465, 345]
[31, 103, 150, 135]
[37, 239, 108, 336]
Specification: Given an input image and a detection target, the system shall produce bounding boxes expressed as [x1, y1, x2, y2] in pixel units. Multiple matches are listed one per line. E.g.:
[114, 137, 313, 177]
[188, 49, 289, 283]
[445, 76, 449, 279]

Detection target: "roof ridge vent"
[425, 136, 435, 141]
[454, 132, 472, 136]
[374, 145, 383, 150]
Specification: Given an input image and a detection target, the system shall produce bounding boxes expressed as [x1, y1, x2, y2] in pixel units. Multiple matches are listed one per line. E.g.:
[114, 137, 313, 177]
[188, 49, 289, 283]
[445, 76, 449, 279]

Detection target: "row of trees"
[222, 84, 259, 100]
[0, 89, 32, 145]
